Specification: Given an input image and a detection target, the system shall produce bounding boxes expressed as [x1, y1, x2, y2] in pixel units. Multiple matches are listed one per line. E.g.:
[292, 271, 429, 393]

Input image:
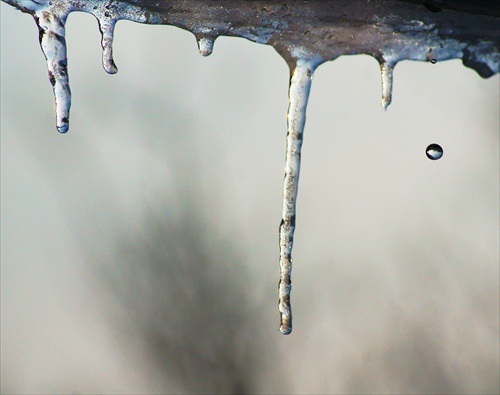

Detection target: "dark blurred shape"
[101, 195, 276, 394]
[399, 0, 500, 17]
[424, 0, 445, 13]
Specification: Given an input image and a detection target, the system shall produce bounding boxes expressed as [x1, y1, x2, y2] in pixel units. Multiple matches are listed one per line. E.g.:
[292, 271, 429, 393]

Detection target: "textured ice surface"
[196, 35, 215, 57]
[279, 56, 321, 334]
[379, 60, 395, 110]
[35, 8, 71, 133]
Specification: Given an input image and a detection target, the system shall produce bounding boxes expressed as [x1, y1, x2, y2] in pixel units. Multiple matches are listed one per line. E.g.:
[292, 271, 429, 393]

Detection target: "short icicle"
[98, 17, 118, 74]
[278, 59, 315, 335]
[35, 10, 71, 133]
[380, 60, 395, 110]
[196, 35, 215, 57]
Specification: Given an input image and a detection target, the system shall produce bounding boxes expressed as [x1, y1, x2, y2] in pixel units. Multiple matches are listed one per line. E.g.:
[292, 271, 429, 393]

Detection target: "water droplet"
[426, 143, 443, 160]
[278, 59, 315, 335]
[379, 60, 394, 110]
[35, 10, 72, 133]
[196, 35, 215, 57]
[426, 48, 438, 64]
[98, 18, 118, 74]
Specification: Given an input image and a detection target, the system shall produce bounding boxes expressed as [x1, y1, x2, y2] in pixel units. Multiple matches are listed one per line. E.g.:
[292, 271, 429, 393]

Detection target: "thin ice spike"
[278, 59, 314, 335]
[35, 10, 71, 133]
[380, 60, 394, 110]
[98, 18, 118, 74]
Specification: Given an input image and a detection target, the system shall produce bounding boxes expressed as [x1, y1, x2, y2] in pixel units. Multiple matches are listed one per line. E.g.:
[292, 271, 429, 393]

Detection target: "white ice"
[35, 9, 71, 133]
[197, 36, 215, 57]
[380, 60, 395, 110]
[278, 58, 316, 335]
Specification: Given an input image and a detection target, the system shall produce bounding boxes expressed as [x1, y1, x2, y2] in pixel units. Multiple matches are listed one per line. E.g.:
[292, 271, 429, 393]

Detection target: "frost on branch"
[2, 0, 499, 334]
[4, 0, 499, 130]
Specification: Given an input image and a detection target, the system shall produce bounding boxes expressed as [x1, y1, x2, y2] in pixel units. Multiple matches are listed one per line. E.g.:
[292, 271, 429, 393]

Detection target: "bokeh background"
[1, 3, 499, 394]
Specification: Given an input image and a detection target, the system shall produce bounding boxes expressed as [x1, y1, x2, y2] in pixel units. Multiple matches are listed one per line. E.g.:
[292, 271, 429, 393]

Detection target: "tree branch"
[3, 0, 499, 76]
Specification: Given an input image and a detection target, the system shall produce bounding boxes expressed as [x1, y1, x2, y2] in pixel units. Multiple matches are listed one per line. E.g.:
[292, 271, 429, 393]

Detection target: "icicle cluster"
[3, 0, 499, 334]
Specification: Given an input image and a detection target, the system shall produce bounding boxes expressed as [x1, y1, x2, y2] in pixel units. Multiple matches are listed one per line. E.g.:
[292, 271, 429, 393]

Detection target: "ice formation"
[2, 0, 499, 334]
[279, 57, 320, 334]
[35, 8, 71, 133]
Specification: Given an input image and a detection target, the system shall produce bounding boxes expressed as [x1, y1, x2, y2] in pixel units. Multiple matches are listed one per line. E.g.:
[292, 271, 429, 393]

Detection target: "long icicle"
[35, 10, 71, 133]
[279, 59, 315, 335]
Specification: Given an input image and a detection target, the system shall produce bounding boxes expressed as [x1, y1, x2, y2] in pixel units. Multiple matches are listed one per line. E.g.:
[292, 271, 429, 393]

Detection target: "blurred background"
[1, 3, 499, 394]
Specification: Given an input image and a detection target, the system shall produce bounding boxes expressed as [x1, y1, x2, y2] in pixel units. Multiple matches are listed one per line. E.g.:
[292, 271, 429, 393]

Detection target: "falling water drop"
[35, 10, 71, 133]
[278, 58, 316, 335]
[98, 17, 118, 74]
[426, 143, 443, 160]
[380, 60, 394, 110]
[196, 35, 215, 57]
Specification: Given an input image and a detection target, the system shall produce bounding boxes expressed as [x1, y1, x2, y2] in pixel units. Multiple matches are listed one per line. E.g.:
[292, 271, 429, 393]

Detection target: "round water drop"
[430, 58, 437, 64]
[426, 143, 443, 160]
[98, 18, 118, 74]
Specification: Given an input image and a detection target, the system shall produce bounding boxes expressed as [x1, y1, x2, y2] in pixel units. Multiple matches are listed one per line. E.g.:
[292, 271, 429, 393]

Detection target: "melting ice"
[3, 0, 499, 334]
[278, 58, 317, 335]
[35, 9, 71, 133]
[196, 35, 215, 57]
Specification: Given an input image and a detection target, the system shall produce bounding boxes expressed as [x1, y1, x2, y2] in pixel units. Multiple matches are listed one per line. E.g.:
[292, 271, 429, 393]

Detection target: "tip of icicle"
[103, 55, 118, 74]
[381, 94, 392, 110]
[57, 123, 69, 134]
[280, 325, 292, 335]
[104, 64, 118, 74]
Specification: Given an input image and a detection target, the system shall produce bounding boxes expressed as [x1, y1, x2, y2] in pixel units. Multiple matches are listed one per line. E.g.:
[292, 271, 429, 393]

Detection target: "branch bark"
[3, 0, 499, 76]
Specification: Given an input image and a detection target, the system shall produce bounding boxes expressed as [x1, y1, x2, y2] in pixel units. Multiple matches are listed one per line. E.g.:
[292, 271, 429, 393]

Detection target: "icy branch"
[4, 1, 499, 73]
[3, 0, 498, 130]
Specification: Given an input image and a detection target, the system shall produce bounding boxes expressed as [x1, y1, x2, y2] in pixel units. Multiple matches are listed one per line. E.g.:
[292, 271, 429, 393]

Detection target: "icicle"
[379, 60, 395, 110]
[196, 35, 215, 57]
[35, 10, 71, 133]
[278, 58, 315, 335]
[98, 17, 118, 74]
